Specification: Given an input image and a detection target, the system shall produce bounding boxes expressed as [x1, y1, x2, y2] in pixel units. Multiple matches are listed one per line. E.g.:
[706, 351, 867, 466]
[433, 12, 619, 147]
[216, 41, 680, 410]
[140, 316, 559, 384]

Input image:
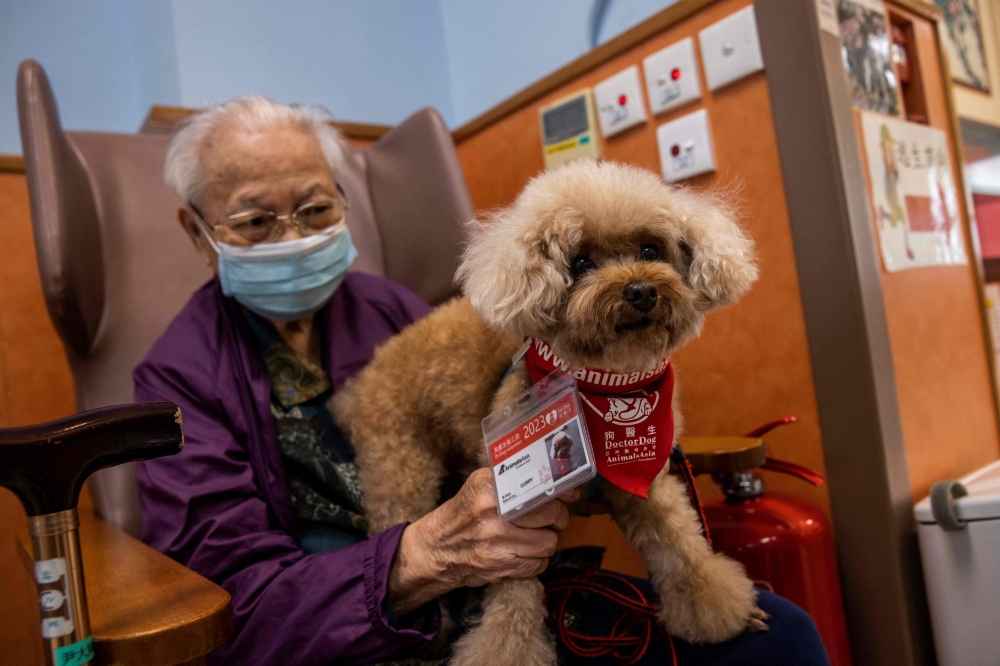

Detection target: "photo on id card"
[483, 371, 595, 522]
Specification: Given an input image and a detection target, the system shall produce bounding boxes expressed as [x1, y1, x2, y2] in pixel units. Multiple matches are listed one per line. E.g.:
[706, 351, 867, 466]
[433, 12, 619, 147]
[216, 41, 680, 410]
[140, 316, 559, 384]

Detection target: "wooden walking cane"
[0, 402, 184, 666]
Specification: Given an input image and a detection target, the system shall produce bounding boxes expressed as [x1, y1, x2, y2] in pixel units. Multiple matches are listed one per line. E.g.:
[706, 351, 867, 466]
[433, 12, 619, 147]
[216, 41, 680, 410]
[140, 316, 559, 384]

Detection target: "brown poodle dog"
[551, 432, 575, 460]
[333, 160, 764, 665]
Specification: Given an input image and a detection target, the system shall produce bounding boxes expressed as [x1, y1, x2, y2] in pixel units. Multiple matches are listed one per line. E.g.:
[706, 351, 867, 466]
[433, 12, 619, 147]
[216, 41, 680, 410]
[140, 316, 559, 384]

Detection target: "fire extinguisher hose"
[760, 458, 825, 486]
[745, 415, 826, 486]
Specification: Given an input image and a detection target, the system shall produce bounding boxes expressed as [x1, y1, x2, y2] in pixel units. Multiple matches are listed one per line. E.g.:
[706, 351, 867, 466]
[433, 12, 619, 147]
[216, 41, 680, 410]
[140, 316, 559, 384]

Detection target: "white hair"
[164, 94, 346, 205]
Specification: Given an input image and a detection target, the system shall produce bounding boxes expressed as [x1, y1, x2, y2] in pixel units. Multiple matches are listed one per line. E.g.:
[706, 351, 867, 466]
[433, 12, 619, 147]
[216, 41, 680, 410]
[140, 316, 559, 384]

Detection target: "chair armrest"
[19, 509, 232, 666]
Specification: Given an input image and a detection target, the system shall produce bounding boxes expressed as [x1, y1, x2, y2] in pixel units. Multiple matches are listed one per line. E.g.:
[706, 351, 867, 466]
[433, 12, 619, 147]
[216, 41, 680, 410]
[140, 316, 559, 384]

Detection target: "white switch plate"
[593, 65, 647, 138]
[656, 109, 716, 183]
[643, 37, 702, 115]
[698, 5, 764, 91]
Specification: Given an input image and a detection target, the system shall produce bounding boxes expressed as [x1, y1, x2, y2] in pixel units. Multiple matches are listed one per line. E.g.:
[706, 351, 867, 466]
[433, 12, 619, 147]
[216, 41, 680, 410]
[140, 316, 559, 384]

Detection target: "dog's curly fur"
[333, 160, 764, 664]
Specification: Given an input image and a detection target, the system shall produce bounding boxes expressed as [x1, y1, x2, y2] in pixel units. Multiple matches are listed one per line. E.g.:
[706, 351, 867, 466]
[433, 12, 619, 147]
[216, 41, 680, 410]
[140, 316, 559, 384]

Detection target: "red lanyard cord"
[545, 572, 677, 666]
[672, 446, 712, 548]
[544, 443, 710, 665]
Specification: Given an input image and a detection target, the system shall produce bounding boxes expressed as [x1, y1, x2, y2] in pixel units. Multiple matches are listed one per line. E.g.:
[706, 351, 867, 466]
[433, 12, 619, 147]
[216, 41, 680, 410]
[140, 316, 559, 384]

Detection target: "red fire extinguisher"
[700, 417, 853, 666]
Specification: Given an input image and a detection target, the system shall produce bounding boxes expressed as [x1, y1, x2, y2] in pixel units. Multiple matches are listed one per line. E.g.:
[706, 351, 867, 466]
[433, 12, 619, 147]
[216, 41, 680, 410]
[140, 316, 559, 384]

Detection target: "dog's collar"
[523, 337, 674, 499]
[522, 338, 670, 395]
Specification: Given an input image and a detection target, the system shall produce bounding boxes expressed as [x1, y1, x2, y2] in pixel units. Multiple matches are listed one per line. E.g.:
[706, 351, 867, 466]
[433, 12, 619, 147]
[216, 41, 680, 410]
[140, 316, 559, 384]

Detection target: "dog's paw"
[449, 617, 556, 666]
[656, 552, 768, 643]
[746, 605, 772, 633]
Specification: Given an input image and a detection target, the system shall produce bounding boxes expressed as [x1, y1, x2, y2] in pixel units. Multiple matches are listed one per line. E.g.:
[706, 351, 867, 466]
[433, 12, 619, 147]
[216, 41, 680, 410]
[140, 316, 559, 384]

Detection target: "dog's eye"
[570, 255, 596, 279]
[639, 244, 659, 262]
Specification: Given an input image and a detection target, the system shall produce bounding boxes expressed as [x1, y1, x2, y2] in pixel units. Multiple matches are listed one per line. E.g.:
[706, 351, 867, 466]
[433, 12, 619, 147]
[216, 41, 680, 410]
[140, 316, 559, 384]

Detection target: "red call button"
[671, 68, 681, 80]
[670, 144, 681, 157]
[618, 94, 627, 106]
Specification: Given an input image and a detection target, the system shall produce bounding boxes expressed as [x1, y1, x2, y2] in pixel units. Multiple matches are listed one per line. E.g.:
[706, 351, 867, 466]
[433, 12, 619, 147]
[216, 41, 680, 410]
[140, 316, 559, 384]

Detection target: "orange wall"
[0, 172, 77, 428]
[455, 0, 831, 571]
[455, 0, 1000, 566]
[856, 6, 1000, 501]
[0, 169, 78, 666]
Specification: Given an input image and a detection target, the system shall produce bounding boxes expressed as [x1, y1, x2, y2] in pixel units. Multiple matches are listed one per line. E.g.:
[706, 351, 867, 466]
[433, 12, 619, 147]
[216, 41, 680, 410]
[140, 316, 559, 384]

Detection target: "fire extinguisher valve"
[712, 471, 765, 501]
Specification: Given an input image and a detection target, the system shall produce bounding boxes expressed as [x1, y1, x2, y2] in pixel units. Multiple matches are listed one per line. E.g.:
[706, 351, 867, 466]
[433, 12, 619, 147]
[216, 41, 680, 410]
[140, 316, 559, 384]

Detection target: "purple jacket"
[134, 274, 435, 665]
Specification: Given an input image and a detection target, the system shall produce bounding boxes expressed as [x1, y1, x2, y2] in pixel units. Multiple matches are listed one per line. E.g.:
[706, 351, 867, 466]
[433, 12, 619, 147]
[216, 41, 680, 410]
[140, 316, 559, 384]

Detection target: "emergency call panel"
[539, 89, 602, 170]
[643, 37, 703, 115]
[593, 66, 648, 138]
[698, 5, 764, 91]
[656, 109, 716, 183]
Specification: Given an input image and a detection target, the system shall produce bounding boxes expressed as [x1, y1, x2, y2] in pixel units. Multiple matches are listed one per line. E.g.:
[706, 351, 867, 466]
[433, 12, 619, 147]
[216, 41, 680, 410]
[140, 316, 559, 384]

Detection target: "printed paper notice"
[861, 111, 966, 271]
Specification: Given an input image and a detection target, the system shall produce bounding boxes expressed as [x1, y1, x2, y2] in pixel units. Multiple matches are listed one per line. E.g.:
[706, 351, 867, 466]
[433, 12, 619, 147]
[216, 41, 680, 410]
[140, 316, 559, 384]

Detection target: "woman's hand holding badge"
[388, 468, 580, 616]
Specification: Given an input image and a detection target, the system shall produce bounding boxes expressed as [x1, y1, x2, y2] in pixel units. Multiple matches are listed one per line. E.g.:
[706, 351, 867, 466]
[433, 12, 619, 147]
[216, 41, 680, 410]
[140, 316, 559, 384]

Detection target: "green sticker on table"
[55, 635, 93, 666]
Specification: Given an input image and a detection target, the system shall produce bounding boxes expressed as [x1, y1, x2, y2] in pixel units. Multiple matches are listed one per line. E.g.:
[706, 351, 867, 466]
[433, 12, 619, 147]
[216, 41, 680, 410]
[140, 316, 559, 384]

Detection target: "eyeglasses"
[190, 183, 351, 245]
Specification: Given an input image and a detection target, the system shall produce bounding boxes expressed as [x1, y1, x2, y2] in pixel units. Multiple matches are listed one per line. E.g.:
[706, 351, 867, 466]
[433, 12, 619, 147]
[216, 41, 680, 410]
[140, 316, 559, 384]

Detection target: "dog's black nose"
[623, 281, 658, 312]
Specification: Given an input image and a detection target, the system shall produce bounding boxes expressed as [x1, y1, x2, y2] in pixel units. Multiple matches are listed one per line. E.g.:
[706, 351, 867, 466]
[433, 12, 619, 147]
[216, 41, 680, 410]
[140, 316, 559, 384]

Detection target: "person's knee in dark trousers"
[670, 591, 831, 666]
[555, 575, 830, 666]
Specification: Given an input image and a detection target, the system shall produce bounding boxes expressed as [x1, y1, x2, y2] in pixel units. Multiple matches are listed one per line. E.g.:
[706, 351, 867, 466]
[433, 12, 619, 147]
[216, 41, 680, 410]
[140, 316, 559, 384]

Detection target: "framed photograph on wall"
[934, 0, 990, 92]
[837, 0, 901, 116]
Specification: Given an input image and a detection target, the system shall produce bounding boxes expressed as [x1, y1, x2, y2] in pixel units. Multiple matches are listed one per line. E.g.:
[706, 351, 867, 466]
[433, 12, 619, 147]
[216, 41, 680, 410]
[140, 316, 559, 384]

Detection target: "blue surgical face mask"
[200, 220, 358, 321]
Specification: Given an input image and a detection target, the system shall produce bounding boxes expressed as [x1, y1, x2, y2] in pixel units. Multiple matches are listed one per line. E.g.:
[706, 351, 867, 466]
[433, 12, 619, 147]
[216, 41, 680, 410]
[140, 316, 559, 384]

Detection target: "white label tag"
[34, 557, 67, 585]
[816, 0, 840, 36]
[35, 557, 74, 638]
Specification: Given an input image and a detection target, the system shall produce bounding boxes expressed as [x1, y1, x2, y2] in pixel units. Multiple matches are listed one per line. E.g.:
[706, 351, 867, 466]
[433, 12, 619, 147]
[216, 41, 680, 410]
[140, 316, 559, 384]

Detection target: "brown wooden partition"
[756, 0, 998, 664]
[857, 3, 1000, 503]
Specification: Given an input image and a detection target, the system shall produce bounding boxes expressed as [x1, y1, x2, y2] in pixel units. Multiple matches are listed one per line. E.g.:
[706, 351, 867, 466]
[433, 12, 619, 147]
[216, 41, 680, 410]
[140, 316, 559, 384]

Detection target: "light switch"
[593, 65, 647, 138]
[656, 109, 716, 183]
[698, 5, 764, 91]
[642, 37, 702, 115]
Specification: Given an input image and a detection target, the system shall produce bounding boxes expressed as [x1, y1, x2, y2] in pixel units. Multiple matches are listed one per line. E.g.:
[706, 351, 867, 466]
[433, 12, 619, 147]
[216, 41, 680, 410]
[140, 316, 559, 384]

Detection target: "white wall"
[0, 0, 160, 153]
[439, 0, 677, 125]
[438, 0, 592, 127]
[170, 0, 451, 126]
[129, 0, 183, 117]
[0, 0, 677, 154]
[598, 0, 682, 44]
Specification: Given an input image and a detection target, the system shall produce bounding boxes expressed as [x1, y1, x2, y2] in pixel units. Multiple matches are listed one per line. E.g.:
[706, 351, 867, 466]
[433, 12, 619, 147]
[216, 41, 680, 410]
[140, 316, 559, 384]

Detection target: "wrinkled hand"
[389, 468, 579, 616]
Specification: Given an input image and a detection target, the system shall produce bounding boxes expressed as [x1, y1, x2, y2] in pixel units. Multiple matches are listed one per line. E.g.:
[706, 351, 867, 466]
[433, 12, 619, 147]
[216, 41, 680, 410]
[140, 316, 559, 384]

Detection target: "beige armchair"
[15, 57, 472, 664]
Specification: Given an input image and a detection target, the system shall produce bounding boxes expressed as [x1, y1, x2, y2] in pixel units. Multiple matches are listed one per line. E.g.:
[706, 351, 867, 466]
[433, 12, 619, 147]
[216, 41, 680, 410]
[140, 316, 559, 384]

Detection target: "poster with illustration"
[934, 0, 990, 91]
[983, 283, 1000, 376]
[838, 0, 900, 116]
[861, 111, 966, 271]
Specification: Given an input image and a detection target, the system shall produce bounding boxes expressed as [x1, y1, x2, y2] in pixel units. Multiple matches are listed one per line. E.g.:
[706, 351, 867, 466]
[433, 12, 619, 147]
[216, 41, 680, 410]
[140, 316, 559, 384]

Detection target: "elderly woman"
[137, 96, 574, 665]
[136, 96, 829, 666]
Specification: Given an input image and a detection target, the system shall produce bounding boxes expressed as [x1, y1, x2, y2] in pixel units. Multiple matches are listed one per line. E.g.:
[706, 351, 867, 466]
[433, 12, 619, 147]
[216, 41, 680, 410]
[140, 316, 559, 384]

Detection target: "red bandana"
[523, 338, 674, 499]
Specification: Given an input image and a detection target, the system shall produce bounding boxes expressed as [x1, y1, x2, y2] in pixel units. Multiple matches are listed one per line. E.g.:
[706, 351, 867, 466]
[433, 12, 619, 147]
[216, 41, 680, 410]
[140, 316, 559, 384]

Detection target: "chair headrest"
[367, 108, 474, 305]
[17, 59, 105, 357]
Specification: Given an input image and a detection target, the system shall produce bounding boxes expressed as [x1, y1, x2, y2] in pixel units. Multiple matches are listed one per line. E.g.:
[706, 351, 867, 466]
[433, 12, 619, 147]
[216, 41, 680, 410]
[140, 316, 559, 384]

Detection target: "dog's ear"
[672, 189, 758, 309]
[457, 206, 575, 335]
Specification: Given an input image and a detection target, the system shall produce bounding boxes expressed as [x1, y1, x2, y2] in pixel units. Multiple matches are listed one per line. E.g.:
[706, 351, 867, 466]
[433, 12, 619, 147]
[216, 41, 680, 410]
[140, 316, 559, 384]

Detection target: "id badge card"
[482, 369, 596, 522]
